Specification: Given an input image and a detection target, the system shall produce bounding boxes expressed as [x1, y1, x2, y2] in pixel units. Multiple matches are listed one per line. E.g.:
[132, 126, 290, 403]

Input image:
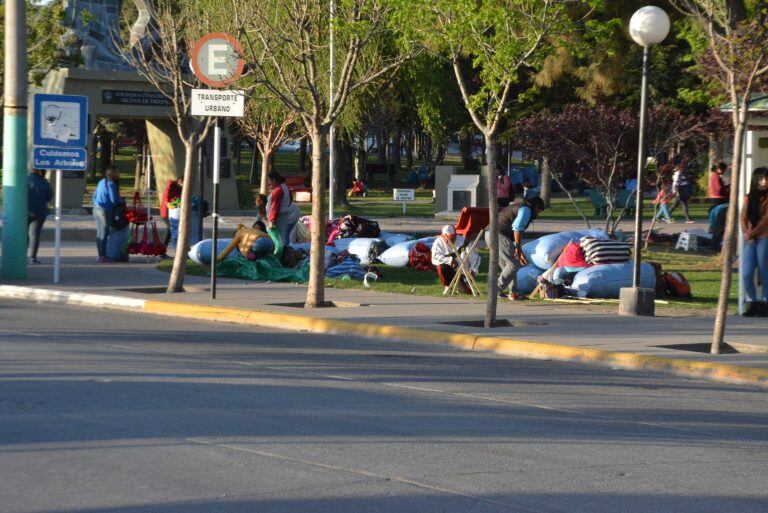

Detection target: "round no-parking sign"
[191, 32, 245, 87]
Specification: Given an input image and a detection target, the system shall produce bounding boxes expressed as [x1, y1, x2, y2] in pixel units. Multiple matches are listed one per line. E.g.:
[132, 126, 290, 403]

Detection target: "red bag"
[663, 272, 692, 298]
[408, 242, 434, 271]
[557, 241, 589, 268]
[126, 191, 148, 224]
[127, 224, 142, 254]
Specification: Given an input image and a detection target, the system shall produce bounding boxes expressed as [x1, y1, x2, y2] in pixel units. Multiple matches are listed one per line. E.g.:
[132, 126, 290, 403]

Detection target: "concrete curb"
[2, 284, 766, 388]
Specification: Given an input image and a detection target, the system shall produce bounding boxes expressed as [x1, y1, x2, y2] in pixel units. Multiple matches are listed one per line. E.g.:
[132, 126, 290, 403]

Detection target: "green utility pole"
[2, 0, 28, 278]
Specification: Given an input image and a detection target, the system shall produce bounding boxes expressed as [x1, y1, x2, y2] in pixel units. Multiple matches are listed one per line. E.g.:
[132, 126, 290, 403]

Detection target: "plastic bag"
[566, 261, 655, 298]
[188, 239, 235, 266]
[216, 255, 309, 282]
[522, 229, 605, 269]
[347, 238, 381, 265]
[515, 263, 544, 295]
[378, 236, 437, 267]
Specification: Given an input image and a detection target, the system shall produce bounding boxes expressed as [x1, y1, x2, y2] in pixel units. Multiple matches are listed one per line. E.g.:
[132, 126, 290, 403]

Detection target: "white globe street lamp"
[620, 6, 670, 317]
[629, 6, 671, 47]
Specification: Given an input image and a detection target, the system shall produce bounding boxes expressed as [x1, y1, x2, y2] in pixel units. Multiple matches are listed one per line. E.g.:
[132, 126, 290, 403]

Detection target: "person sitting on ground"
[431, 225, 471, 294]
[348, 179, 368, 198]
[218, 222, 274, 262]
[488, 196, 547, 301]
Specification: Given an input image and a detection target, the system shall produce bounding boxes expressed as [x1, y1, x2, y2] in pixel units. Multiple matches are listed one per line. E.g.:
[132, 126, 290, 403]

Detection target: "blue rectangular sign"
[33, 93, 88, 148]
[33, 147, 88, 171]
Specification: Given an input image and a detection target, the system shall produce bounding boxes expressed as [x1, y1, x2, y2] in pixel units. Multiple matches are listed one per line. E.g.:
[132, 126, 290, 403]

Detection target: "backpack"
[355, 218, 381, 238]
[110, 200, 130, 230]
[408, 242, 434, 271]
[663, 272, 692, 298]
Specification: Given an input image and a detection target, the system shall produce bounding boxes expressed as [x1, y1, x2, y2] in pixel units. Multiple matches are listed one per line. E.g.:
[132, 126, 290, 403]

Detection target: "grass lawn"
[157, 243, 734, 314]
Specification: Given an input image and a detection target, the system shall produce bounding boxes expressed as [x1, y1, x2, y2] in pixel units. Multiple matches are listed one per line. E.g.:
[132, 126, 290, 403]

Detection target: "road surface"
[0, 300, 765, 513]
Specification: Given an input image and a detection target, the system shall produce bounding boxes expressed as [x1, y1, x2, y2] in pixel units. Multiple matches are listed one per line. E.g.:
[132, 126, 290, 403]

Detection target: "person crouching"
[432, 225, 470, 294]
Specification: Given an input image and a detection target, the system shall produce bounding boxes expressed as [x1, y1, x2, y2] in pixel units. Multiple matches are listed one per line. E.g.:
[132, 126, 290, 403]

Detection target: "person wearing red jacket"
[708, 162, 729, 207]
[160, 177, 183, 250]
[266, 171, 301, 247]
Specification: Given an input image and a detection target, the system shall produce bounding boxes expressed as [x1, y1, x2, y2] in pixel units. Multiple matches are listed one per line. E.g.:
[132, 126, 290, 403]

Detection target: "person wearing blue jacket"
[27, 170, 53, 264]
[92, 166, 121, 262]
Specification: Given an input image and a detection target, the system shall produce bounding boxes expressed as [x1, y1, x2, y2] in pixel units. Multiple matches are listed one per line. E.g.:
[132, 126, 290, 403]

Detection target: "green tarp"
[215, 255, 309, 282]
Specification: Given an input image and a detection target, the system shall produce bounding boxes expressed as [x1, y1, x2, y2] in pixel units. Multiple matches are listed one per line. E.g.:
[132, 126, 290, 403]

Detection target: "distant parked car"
[277, 140, 301, 153]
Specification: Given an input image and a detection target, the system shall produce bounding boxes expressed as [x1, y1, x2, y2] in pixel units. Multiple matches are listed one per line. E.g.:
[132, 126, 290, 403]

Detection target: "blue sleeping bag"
[566, 261, 655, 298]
[188, 239, 237, 266]
[523, 229, 605, 269]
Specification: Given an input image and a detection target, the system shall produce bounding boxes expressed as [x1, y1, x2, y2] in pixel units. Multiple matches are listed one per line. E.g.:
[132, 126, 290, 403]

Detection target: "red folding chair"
[445, 207, 490, 296]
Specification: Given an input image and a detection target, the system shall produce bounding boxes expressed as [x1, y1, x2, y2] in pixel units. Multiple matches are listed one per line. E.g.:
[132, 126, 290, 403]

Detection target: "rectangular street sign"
[33, 147, 88, 171]
[102, 90, 172, 107]
[393, 188, 415, 202]
[33, 94, 88, 148]
[191, 89, 245, 117]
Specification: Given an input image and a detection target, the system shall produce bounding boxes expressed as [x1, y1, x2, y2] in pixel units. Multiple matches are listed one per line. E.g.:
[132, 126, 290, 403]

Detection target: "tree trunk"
[460, 130, 474, 170]
[377, 130, 387, 165]
[259, 147, 273, 195]
[133, 141, 144, 192]
[167, 143, 196, 293]
[392, 128, 402, 173]
[405, 127, 414, 170]
[249, 140, 258, 185]
[540, 157, 552, 207]
[354, 135, 366, 181]
[100, 134, 113, 174]
[306, 128, 327, 308]
[711, 122, 745, 354]
[485, 134, 499, 328]
[298, 137, 308, 176]
[708, 132, 718, 172]
[338, 133, 352, 207]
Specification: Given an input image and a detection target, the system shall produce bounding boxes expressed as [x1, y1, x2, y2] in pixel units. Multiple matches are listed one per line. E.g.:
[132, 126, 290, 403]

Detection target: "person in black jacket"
[27, 170, 53, 264]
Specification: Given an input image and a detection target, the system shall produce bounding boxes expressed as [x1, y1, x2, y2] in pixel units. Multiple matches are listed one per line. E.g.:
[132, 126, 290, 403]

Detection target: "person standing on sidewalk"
[27, 169, 53, 264]
[653, 181, 674, 224]
[708, 162, 729, 209]
[670, 164, 695, 223]
[488, 197, 546, 301]
[159, 177, 183, 252]
[266, 171, 300, 247]
[92, 166, 121, 263]
[741, 167, 768, 317]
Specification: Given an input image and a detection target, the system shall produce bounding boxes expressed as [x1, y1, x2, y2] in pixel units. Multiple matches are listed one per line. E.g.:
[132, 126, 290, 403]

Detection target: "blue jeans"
[654, 204, 671, 221]
[249, 237, 274, 260]
[93, 206, 111, 258]
[742, 236, 768, 302]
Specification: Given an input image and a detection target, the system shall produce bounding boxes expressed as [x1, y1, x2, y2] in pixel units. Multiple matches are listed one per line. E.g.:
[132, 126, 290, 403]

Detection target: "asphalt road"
[0, 300, 766, 513]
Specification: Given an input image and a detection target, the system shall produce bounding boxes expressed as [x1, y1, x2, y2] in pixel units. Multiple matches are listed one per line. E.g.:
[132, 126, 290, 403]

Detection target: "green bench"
[586, 189, 636, 219]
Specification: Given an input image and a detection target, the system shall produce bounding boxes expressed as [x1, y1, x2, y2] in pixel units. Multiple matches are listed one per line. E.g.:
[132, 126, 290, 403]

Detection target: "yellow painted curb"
[142, 300, 768, 387]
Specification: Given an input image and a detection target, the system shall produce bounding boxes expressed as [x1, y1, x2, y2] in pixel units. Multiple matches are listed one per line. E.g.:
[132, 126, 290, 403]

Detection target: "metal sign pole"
[197, 146, 205, 243]
[53, 169, 62, 283]
[146, 153, 152, 224]
[210, 118, 221, 300]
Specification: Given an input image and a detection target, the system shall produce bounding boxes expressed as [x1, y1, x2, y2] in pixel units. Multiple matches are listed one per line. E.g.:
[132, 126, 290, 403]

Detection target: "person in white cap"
[431, 224, 470, 294]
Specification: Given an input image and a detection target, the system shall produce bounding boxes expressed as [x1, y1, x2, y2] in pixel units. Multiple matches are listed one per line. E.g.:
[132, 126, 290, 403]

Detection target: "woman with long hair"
[741, 167, 768, 317]
[265, 171, 301, 248]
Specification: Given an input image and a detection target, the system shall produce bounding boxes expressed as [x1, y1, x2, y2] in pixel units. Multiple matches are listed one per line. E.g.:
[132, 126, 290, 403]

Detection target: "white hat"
[442, 225, 456, 236]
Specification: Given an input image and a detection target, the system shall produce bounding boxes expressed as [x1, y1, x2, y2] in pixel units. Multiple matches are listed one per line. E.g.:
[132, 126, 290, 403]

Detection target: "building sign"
[102, 90, 172, 107]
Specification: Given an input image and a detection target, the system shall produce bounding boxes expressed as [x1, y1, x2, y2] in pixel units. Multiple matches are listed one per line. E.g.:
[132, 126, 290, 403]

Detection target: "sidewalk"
[0, 213, 711, 242]
[2, 242, 766, 387]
